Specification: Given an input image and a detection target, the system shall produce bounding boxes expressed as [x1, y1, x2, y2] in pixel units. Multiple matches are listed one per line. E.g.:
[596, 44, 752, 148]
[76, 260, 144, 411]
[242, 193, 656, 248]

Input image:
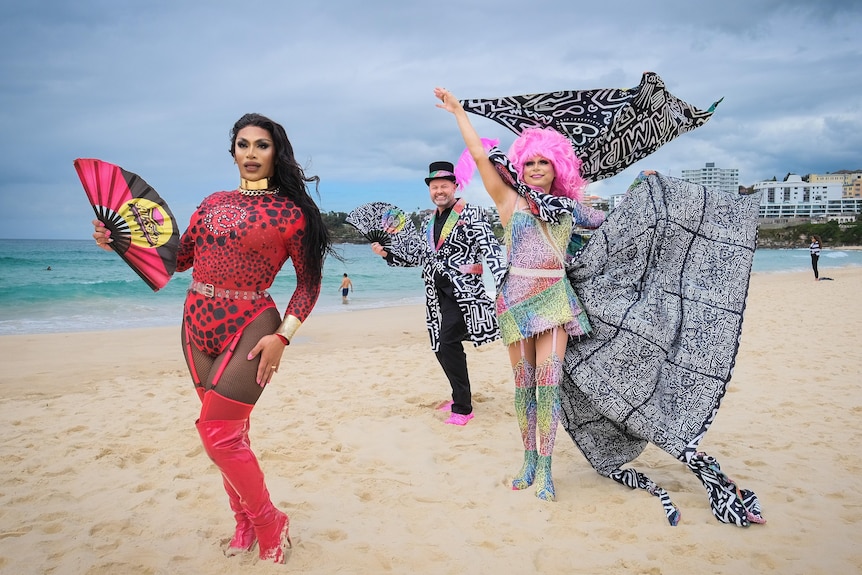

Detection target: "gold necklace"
[238, 177, 279, 196]
[238, 187, 280, 196]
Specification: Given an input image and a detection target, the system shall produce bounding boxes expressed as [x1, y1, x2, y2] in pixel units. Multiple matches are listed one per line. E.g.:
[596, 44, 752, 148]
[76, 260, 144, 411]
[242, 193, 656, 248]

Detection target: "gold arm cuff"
[275, 314, 302, 343]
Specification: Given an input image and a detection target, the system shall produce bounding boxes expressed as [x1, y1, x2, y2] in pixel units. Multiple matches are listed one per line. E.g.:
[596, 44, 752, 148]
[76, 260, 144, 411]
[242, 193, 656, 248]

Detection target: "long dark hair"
[229, 113, 336, 281]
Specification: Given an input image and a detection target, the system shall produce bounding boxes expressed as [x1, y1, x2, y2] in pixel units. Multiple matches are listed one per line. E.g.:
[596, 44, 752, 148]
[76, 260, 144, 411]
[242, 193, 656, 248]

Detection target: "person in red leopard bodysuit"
[93, 113, 333, 564]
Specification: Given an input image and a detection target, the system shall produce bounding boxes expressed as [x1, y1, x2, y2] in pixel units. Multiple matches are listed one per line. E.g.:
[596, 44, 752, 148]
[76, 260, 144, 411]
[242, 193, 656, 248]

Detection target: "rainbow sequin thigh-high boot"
[534, 352, 562, 502]
[511, 349, 538, 490]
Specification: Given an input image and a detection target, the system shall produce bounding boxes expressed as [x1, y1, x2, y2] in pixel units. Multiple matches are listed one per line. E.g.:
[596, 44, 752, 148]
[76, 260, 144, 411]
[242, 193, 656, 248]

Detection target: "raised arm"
[434, 88, 517, 220]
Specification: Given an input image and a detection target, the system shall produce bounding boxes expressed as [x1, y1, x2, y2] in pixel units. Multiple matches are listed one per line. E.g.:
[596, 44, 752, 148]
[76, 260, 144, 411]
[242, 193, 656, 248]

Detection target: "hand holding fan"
[346, 202, 411, 248]
[74, 158, 179, 291]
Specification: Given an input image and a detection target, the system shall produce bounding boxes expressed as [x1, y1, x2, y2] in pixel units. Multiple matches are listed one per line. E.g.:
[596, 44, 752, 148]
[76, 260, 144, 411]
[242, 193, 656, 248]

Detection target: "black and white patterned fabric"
[560, 173, 765, 526]
[383, 202, 507, 352]
[686, 452, 765, 527]
[461, 72, 721, 183]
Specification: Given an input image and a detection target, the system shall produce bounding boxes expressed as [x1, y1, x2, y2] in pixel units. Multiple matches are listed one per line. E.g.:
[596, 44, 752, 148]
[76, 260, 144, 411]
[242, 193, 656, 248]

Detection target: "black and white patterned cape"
[562, 173, 765, 526]
[383, 202, 507, 352]
[461, 72, 722, 183]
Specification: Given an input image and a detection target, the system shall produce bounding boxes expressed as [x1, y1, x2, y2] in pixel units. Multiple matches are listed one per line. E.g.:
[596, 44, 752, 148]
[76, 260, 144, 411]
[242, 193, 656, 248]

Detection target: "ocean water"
[1, 239, 860, 335]
[0, 241, 428, 335]
[750, 247, 862, 274]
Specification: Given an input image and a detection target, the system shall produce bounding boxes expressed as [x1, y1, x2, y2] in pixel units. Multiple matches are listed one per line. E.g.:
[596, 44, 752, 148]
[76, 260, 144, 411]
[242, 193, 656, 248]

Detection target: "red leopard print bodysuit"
[176, 190, 320, 356]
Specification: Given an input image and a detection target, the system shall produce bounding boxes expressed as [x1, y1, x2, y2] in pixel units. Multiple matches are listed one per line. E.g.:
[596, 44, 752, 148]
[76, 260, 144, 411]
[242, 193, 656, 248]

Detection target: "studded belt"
[189, 281, 269, 301]
[508, 266, 565, 278]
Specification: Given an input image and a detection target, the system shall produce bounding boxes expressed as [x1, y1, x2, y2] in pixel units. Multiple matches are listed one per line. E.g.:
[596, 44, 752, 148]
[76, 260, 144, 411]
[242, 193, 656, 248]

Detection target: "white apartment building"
[752, 174, 862, 219]
[681, 162, 739, 194]
[606, 164, 738, 212]
[808, 171, 862, 198]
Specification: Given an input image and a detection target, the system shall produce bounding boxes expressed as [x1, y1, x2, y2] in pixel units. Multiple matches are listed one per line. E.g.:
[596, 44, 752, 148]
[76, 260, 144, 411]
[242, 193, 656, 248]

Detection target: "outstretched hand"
[434, 87, 463, 114]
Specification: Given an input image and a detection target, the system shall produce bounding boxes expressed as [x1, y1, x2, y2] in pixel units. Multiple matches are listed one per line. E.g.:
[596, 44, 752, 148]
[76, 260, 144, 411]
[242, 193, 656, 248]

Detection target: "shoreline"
[2, 264, 860, 338]
[3, 244, 861, 337]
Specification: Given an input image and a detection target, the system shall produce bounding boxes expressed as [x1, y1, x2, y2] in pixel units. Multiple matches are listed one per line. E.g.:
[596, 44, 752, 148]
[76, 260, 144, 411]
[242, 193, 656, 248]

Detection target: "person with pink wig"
[435, 88, 606, 501]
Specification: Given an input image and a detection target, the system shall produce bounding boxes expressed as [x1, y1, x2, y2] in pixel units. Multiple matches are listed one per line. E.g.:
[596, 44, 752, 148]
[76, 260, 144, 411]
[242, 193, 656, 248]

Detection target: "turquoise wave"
[1, 239, 860, 335]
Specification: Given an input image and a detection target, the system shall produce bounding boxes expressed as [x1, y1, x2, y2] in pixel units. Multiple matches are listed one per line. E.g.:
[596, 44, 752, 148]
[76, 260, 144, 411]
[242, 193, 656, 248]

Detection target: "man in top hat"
[372, 161, 506, 425]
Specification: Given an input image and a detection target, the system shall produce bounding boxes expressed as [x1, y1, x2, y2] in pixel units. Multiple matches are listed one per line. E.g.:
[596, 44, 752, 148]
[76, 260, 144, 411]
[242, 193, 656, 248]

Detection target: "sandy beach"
[2, 269, 861, 575]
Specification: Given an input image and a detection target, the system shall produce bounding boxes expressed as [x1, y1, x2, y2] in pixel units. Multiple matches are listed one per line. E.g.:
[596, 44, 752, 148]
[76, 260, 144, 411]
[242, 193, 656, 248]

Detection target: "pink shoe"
[437, 400, 454, 411]
[444, 412, 474, 426]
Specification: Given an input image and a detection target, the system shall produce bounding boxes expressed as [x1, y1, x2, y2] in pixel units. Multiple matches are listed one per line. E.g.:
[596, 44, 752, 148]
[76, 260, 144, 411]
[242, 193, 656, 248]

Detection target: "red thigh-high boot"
[196, 389, 256, 556]
[222, 469, 257, 556]
[197, 392, 291, 563]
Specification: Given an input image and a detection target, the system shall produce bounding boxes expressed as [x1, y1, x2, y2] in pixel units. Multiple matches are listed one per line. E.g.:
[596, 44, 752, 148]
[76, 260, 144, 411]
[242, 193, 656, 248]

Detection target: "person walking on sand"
[435, 89, 605, 499]
[371, 161, 506, 426]
[340, 273, 353, 303]
[810, 235, 822, 280]
[93, 113, 334, 563]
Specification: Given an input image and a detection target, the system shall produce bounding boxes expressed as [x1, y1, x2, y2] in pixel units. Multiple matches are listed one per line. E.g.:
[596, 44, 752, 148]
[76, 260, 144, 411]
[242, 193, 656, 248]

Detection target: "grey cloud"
[1, 0, 860, 238]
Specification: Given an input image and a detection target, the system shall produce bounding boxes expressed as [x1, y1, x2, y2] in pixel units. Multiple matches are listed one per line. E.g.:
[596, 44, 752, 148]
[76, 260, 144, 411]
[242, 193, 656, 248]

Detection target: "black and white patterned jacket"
[384, 200, 506, 352]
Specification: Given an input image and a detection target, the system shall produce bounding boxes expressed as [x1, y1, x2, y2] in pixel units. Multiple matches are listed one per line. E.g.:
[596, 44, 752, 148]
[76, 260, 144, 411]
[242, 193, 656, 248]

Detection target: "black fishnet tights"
[180, 308, 281, 405]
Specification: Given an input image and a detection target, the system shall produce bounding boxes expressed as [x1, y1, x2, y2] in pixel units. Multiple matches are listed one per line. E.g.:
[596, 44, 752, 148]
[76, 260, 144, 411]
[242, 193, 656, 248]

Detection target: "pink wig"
[507, 127, 587, 201]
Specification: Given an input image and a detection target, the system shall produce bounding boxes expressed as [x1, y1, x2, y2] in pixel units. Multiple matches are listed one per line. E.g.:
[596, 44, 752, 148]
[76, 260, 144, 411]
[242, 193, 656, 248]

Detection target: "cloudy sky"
[1, 0, 860, 239]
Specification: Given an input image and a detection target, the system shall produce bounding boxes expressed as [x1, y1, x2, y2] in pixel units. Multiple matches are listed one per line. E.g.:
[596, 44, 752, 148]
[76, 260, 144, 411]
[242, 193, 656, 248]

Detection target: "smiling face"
[428, 178, 457, 211]
[233, 126, 275, 181]
[522, 155, 556, 193]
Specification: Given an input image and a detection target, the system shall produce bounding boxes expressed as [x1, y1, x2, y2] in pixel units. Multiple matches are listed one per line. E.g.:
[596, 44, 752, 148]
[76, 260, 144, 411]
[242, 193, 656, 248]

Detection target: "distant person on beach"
[810, 235, 822, 280]
[435, 89, 605, 499]
[371, 161, 506, 426]
[340, 273, 353, 303]
[93, 113, 334, 564]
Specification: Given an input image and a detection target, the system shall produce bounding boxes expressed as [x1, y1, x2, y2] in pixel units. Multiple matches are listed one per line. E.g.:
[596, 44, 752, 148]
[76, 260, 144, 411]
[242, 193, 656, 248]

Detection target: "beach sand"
[2, 269, 861, 575]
